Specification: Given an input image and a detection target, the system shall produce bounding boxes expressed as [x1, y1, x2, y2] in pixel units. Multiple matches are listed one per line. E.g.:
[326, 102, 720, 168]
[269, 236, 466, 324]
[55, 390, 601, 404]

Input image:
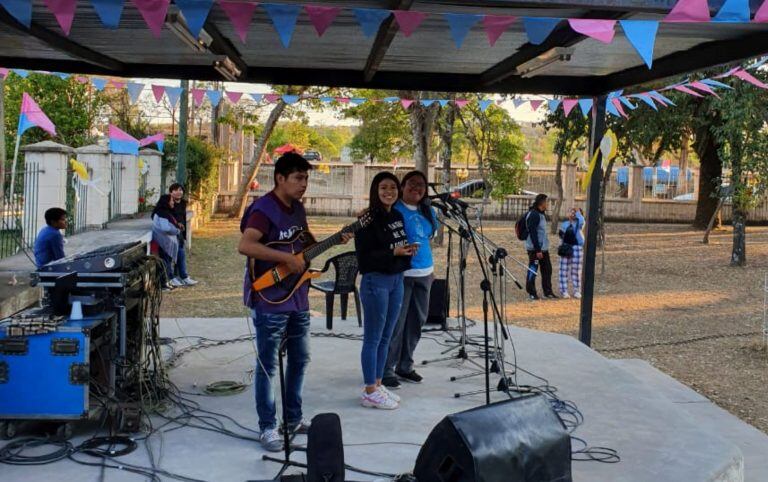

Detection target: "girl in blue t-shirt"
[382, 170, 439, 389]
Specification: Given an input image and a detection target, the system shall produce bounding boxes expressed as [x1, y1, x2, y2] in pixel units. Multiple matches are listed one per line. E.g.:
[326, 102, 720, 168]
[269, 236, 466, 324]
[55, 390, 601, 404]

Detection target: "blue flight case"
[0, 312, 114, 421]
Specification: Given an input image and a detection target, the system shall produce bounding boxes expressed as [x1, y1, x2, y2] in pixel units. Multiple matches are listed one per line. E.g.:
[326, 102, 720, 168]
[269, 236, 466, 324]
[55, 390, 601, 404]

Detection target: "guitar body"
[249, 230, 321, 305]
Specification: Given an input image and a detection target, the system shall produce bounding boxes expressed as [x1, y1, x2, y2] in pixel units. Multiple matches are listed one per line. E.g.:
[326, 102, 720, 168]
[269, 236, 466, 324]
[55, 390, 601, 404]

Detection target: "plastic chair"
[309, 252, 362, 330]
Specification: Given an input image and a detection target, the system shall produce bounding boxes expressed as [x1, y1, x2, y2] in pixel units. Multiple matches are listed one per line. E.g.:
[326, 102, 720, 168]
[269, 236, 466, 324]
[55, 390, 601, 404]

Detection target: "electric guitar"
[249, 212, 373, 304]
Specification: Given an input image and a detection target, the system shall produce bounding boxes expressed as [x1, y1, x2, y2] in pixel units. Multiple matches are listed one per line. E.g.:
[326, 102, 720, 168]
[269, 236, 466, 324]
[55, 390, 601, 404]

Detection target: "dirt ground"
[163, 216, 768, 434]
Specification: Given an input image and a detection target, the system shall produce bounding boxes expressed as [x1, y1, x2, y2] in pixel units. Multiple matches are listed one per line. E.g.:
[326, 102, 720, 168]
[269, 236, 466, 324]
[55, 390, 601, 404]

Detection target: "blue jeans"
[159, 250, 174, 283]
[174, 243, 189, 279]
[252, 309, 311, 431]
[360, 272, 404, 386]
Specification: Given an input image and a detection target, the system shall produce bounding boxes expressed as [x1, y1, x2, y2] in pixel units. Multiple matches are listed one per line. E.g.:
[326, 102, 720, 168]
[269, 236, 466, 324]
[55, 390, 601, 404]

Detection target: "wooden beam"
[0, 10, 124, 72]
[363, 0, 414, 83]
[599, 30, 768, 93]
[480, 10, 625, 87]
[204, 20, 248, 77]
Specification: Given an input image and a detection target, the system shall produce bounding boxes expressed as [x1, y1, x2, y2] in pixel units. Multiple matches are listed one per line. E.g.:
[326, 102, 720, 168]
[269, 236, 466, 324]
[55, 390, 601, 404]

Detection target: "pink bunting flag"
[732, 69, 768, 89]
[664, 0, 710, 22]
[76, 76, 89, 84]
[563, 99, 579, 116]
[225, 91, 243, 104]
[688, 81, 720, 98]
[0, 68, 9, 79]
[20, 93, 57, 136]
[611, 98, 629, 118]
[336, 97, 350, 104]
[757, 0, 768, 22]
[151, 85, 166, 103]
[305, 5, 341, 37]
[393, 11, 428, 38]
[482, 15, 516, 47]
[567, 19, 616, 44]
[139, 133, 164, 147]
[108, 124, 137, 142]
[43, 0, 77, 36]
[264, 94, 281, 103]
[132, 0, 171, 38]
[529, 100, 544, 111]
[401, 99, 415, 109]
[219, 1, 258, 43]
[111, 81, 126, 89]
[672, 85, 704, 97]
[455, 99, 469, 108]
[191, 88, 206, 107]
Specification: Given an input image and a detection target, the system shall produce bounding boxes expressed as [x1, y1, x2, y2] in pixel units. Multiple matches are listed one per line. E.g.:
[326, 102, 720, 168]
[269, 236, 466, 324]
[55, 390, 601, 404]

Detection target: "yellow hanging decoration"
[584, 129, 617, 190]
[318, 163, 331, 174]
[138, 157, 150, 175]
[69, 158, 90, 181]
[457, 168, 469, 180]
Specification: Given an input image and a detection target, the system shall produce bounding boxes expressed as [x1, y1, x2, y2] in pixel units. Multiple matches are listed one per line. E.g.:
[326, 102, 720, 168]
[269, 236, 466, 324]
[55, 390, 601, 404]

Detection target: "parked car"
[304, 150, 323, 162]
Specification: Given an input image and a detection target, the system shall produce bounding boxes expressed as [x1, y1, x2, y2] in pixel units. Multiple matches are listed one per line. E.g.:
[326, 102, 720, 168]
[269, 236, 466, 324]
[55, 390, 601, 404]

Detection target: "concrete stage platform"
[2, 316, 767, 482]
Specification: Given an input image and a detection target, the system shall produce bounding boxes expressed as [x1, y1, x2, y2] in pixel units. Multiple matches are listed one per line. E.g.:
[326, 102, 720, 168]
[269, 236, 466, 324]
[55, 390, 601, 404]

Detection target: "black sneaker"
[528, 294, 540, 301]
[544, 293, 559, 300]
[396, 370, 423, 384]
[382, 376, 401, 389]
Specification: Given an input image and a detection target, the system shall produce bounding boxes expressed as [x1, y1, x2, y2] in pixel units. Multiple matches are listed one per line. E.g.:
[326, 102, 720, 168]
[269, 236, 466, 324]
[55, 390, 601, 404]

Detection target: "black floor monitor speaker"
[425, 278, 449, 328]
[413, 394, 572, 482]
[307, 413, 344, 482]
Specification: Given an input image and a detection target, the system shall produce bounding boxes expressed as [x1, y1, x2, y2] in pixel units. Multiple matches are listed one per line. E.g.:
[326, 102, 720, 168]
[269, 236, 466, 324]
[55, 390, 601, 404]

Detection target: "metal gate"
[109, 158, 123, 221]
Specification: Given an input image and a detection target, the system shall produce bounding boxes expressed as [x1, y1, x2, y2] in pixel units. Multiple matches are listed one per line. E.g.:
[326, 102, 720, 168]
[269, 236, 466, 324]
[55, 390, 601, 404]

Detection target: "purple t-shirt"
[241, 191, 309, 313]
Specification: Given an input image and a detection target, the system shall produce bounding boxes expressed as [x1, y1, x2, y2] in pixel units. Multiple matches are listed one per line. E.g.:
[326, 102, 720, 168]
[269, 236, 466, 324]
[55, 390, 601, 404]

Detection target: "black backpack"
[515, 211, 531, 241]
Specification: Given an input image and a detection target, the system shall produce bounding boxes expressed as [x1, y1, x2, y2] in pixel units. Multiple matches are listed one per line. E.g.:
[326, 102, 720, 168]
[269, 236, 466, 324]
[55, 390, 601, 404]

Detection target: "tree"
[399, 91, 440, 174]
[343, 90, 412, 163]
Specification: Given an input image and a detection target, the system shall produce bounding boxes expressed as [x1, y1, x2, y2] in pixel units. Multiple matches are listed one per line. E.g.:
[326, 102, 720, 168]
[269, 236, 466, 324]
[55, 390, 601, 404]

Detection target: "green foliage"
[164, 136, 223, 220]
[3, 72, 105, 164]
[343, 90, 412, 163]
[540, 106, 590, 165]
[487, 135, 526, 199]
[266, 121, 352, 159]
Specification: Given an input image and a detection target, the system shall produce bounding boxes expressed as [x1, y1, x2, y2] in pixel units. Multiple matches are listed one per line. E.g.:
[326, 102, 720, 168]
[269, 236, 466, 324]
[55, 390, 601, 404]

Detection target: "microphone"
[427, 191, 469, 210]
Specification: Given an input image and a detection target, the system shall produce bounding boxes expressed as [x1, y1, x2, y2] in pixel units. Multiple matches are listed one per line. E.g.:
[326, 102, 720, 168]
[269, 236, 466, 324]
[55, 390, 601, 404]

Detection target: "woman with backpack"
[557, 207, 585, 299]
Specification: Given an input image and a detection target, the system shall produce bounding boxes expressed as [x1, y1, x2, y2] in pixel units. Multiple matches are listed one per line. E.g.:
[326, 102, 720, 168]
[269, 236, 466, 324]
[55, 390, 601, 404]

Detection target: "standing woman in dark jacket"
[355, 172, 415, 410]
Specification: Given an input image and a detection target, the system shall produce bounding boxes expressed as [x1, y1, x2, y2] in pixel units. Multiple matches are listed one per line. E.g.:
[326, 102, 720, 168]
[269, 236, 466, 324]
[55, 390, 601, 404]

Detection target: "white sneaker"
[378, 385, 401, 403]
[182, 277, 199, 286]
[259, 428, 283, 452]
[361, 389, 398, 410]
[574, 292, 582, 299]
[561, 293, 571, 299]
[169, 278, 185, 288]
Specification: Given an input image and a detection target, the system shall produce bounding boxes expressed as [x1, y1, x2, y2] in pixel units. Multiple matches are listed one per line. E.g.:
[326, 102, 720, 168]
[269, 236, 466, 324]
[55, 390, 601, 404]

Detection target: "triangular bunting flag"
[192, 88, 206, 107]
[91, 78, 108, 91]
[732, 69, 768, 89]
[165, 86, 183, 108]
[700, 78, 733, 89]
[175, 0, 214, 38]
[111, 80, 125, 89]
[18, 93, 57, 137]
[606, 99, 621, 117]
[757, 0, 768, 22]
[455, 99, 469, 108]
[108, 124, 139, 155]
[562, 99, 578, 116]
[12, 69, 29, 78]
[132, 0, 171, 38]
[75, 75, 88, 83]
[529, 100, 544, 111]
[206, 89, 222, 106]
[619, 20, 659, 69]
[126, 82, 144, 103]
[547, 99, 561, 112]
[568, 19, 616, 44]
[225, 91, 243, 104]
[282, 95, 300, 104]
[305, 5, 341, 37]
[688, 81, 720, 97]
[351, 98, 366, 105]
[513, 98, 526, 109]
[353, 8, 390, 38]
[522, 17, 561, 45]
[611, 98, 629, 119]
[482, 15, 516, 47]
[672, 85, 704, 97]
[0, 0, 32, 26]
[664, 0, 710, 22]
[44, 0, 77, 35]
[421, 99, 437, 107]
[263, 3, 301, 47]
[336, 97, 350, 104]
[151, 85, 166, 103]
[619, 96, 637, 110]
[264, 93, 280, 103]
[91, 0, 123, 29]
[438, 100, 450, 107]
[250, 93, 264, 103]
[479, 99, 493, 112]
[219, 0, 257, 43]
[649, 90, 675, 106]
[319, 96, 334, 103]
[636, 93, 658, 110]
[401, 99, 415, 109]
[578, 98, 593, 116]
[444, 13, 482, 49]
[393, 10, 427, 38]
[0, 68, 8, 79]
[713, 0, 749, 22]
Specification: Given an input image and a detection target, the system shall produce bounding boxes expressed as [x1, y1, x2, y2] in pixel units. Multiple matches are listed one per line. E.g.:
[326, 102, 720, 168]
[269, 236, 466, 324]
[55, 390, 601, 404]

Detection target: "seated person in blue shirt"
[34, 207, 67, 268]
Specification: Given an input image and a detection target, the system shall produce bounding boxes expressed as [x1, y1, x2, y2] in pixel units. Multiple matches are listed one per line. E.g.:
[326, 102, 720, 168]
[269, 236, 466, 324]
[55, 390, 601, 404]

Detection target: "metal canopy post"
[579, 95, 607, 346]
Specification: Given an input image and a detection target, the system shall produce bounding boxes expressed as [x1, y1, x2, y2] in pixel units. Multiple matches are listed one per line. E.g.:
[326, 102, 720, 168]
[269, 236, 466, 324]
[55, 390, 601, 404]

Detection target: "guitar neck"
[304, 220, 361, 261]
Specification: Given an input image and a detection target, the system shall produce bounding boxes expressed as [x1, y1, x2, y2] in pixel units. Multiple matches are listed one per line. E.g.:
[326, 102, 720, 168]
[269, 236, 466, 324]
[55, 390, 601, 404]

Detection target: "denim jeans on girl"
[360, 272, 404, 386]
[159, 249, 174, 283]
[252, 309, 311, 431]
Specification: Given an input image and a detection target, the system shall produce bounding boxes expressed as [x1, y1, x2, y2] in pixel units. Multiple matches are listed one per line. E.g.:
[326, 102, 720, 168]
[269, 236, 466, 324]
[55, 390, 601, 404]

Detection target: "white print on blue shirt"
[278, 225, 303, 240]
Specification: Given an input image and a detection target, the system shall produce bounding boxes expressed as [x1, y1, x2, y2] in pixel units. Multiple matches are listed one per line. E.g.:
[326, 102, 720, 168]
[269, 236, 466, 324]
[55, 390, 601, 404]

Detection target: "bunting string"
[1, 0, 768, 71]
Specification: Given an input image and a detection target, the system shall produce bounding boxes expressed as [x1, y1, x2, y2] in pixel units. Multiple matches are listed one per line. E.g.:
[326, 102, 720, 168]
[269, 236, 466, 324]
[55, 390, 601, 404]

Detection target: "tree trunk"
[693, 125, 723, 229]
[402, 91, 438, 174]
[228, 100, 287, 218]
[702, 197, 724, 244]
[434, 102, 456, 246]
[550, 153, 564, 235]
[731, 209, 747, 266]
